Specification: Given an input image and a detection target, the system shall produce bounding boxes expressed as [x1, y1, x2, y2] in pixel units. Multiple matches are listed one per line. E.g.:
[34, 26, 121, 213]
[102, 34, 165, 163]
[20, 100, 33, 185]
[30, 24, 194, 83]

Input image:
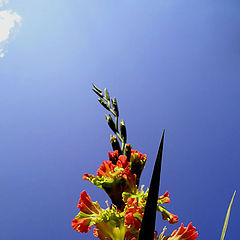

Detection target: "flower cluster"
[83, 150, 145, 208]
[72, 85, 198, 240]
[72, 149, 198, 240]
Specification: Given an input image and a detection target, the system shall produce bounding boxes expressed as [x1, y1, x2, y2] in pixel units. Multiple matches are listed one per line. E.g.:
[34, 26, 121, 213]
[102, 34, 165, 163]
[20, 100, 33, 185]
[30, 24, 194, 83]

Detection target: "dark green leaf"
[139, 130, 165, 240]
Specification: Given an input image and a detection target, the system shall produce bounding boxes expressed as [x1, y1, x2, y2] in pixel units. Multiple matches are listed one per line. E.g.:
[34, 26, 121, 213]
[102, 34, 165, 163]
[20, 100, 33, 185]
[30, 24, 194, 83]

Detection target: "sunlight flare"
[0, 1, 21, 58]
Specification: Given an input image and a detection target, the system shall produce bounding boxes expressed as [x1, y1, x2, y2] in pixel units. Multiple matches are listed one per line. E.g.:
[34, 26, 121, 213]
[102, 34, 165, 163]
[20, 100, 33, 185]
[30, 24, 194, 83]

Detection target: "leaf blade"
[220, 190, 236, 240]
[138, 130, 165, 240]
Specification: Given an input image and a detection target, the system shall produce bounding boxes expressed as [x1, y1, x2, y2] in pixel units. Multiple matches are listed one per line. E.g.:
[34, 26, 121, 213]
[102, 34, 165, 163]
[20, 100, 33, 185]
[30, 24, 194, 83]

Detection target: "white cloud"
[0, 1, 22, 58]
[0, 0, 8, 7]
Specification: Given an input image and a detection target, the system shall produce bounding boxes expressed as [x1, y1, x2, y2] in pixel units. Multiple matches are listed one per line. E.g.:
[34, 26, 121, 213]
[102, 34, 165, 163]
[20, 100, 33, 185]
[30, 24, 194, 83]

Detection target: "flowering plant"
[72, 85, 235, 240]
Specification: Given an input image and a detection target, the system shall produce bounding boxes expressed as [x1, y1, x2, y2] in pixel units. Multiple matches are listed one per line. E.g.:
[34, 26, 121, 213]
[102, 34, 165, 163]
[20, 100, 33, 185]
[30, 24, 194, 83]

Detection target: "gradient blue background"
[0, 0, 239, 239]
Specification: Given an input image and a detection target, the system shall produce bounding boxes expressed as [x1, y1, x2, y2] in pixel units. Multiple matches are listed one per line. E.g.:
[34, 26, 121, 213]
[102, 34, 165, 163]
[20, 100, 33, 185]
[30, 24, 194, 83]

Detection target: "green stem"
[115, 223, 127, 240]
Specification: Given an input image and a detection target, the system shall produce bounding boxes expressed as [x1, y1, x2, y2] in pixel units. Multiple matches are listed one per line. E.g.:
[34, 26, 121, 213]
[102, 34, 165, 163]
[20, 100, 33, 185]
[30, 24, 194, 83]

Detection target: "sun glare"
[0, 0, 21, 58]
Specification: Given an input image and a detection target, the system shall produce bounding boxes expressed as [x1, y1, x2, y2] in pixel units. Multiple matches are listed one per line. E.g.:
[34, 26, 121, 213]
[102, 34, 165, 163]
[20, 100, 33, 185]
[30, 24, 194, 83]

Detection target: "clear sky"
[0, 0, 240, 239]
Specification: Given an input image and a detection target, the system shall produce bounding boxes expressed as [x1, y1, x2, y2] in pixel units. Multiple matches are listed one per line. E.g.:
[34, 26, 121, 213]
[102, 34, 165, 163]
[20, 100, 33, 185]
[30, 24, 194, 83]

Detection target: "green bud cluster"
[92, 84, 127, 154]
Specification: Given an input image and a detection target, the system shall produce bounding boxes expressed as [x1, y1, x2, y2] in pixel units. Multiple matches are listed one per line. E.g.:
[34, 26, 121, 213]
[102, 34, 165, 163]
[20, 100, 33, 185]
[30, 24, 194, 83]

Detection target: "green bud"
[98, 98, 109, 110]
[125, 144, 132, 162]
[111, 97, 119, 116]
[120, 120, 127, 142]
[92, 88, 104, 98]
[104, 88, 110, 101]
[110, 135, 121, 153]
[92, 83, 102, 93]
[105, 114, 116, 133]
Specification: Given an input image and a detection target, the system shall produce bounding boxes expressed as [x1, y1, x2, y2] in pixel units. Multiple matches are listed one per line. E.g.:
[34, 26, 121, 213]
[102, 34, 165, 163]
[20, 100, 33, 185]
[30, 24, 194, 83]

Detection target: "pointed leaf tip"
[139, 130, 165, 240]
[220, 190, 236, 240]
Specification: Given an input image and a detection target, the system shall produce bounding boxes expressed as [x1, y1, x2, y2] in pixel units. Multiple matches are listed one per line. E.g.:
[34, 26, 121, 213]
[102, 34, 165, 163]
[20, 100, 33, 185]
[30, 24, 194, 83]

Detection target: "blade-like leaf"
[139, 129, 165, 240]
[220, 190, 236, 240]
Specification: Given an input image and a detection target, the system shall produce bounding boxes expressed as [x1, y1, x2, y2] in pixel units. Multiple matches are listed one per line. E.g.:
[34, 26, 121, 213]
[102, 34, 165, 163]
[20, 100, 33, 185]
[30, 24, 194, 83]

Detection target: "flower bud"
[92, 83, 102, 92]
[105, 114, 116, 133]
[110, 135, 121, 153]
[125, 144, 132, 162]
[98, 98, 109, 110]
[92, 88, 104, 98]
[104, 88, 110, 101]
[129, 150, 147, 187]
[111, 97, 119, 116]
[108, 149, 119, 164]
[120, 120, 127, 142]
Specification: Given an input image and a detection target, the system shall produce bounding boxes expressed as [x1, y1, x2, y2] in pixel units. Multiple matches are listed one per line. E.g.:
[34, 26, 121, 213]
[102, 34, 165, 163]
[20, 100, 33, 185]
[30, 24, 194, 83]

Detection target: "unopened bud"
[92, 88, 103, 98]
[111, 97, 119, 117]
[110, 135, 121, 153]
[98, 98, 109, 110]
[92, 83, 102, 92]
[125, 144, 132, 162]
[104, 88, 110, 101]
[105, 114, 116, 133]
[120, 120, 127, 142]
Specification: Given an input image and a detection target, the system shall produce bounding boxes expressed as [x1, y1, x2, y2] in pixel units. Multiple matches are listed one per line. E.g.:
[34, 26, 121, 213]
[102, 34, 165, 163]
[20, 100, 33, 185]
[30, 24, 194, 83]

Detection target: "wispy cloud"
[0, 0, 22, 58]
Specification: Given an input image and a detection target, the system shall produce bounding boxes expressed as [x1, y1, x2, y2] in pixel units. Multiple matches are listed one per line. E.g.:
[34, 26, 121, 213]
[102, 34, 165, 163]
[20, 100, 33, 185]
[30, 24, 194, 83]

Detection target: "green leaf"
[220, 190, 236, 240]
[139, 129, 165, 240]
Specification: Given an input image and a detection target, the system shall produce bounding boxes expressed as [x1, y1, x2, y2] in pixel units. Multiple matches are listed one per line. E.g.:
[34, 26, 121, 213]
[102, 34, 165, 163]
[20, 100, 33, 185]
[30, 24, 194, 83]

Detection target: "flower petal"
[72, 218, 91, 233]
[168, 223, 198, 240]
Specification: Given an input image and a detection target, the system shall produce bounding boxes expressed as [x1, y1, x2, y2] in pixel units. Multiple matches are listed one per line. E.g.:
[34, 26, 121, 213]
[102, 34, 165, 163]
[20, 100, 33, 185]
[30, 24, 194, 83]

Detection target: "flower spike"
[139, 129, 165, 240]
[73, 86, 201, 240]
[92, 84, 127, 154]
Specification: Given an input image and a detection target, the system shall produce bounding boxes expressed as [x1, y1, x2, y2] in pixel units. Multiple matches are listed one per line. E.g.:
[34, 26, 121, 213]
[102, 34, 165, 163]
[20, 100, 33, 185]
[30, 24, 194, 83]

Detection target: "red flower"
[125, 231, 135, 240]
[159, 191, 170, 204]
[169, 223, 198, 240]
[124, 199, 143, 230]
[126, 197, 136, 206]
[82, 173, 93, 180]
[129, 150, 147, 186]
[161, 211, 178, 224]
[77, 190, 101, 214]
[125, 234, 137, 240]
[122, 168, 137, 193]
[169, 214, 179, 224]
[108, 150, 119, 164]
[125, 208, 142, 230]
[97, 160, 115, 177]
[131, 150, 147, 161]
[72, 218, 91, 233]
[116, 155, 129, 169]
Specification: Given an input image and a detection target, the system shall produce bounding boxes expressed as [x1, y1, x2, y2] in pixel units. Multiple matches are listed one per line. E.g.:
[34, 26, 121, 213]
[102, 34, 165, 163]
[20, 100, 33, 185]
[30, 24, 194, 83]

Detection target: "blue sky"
[0, 0, 240, 239]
